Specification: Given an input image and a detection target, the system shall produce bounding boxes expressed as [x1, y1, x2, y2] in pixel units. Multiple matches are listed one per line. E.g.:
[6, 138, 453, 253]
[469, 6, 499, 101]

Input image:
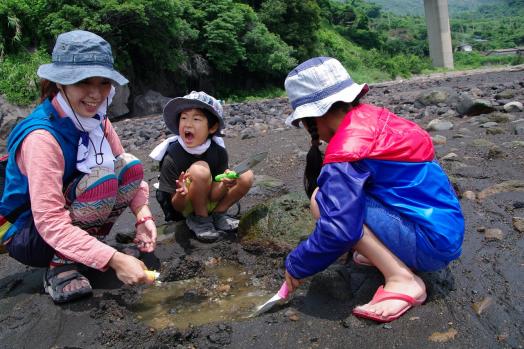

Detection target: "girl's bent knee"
[310, 187, 320, 220]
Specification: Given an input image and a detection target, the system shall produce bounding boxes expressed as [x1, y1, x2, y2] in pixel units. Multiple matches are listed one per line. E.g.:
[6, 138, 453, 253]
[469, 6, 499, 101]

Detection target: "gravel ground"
[1, 65, 523, 348]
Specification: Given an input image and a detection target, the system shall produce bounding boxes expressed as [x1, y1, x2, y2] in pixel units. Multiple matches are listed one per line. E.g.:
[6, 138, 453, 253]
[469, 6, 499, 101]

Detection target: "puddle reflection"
[133, 262, 270, 329]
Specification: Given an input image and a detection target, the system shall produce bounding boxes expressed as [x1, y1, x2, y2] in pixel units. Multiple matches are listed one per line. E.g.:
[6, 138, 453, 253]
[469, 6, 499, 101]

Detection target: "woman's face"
[59, 77, 112, 118]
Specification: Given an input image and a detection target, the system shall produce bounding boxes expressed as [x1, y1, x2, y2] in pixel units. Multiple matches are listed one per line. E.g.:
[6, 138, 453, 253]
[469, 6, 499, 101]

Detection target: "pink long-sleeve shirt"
[15, 107, 149, 270]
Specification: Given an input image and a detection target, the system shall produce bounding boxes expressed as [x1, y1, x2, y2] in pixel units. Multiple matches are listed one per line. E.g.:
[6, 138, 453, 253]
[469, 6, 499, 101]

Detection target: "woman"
[0, 30, 157, 303]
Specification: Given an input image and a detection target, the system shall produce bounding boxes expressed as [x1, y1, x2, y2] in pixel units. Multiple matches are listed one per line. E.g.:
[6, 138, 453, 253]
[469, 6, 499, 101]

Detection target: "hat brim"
[37, 63, 128, 86]
[163, 97, 225, 135]
[285, 82, 369, 127]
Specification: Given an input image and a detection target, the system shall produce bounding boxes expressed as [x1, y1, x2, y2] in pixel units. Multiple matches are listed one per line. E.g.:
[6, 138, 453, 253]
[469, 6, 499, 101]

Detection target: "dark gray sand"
[1, 66, 523, 348]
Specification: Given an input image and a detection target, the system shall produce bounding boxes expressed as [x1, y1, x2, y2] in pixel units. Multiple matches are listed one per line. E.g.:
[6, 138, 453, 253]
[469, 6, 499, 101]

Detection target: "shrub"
[0, 49, 49, 105]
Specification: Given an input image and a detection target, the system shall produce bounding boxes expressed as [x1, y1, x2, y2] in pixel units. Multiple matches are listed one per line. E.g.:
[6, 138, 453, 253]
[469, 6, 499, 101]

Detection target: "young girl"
[283, 57, 464, 323]
[0, 30, 157, 303]
[150, 91, 254, 242]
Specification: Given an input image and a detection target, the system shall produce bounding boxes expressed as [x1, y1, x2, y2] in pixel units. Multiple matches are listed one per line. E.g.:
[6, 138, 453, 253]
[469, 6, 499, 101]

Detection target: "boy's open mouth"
[184, 131, 194, 142]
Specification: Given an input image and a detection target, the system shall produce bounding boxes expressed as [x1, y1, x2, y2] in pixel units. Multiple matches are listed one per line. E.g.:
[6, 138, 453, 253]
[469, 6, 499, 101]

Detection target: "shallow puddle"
[133, 262, 271, 329]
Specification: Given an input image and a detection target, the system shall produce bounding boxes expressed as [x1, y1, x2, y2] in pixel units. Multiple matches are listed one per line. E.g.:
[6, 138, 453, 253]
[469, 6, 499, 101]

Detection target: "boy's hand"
[219, 169, 237, 189]
[175, 171, 190, 196]
[214, 169, 240, 182]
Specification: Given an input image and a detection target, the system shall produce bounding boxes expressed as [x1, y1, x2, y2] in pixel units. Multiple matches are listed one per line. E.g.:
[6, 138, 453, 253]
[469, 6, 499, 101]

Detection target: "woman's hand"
[133, 204, 157, 253]
[108, 251, 153, 285]
[134, 218, 157, 253]
[285, 270, 303, 293]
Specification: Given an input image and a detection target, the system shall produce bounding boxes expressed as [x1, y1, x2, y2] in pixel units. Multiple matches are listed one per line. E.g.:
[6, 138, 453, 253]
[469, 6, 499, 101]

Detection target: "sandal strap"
[46, 264, 79, 279]
[46, 265, 89, 292]
[369, 285, 417, 305]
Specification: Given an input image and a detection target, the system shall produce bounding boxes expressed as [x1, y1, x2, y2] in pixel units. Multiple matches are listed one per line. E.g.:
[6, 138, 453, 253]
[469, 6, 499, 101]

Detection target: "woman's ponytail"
[39, 79, 59, 103]
[303, 118, 323, 198]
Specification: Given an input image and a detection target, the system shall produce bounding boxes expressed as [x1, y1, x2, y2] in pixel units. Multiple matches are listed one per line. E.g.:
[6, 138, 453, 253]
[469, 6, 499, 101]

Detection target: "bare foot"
[354, 274, 426, 319]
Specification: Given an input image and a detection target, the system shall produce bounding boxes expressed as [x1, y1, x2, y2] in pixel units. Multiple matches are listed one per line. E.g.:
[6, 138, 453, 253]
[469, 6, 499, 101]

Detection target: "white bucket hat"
[284, 57, 368, 127]
[163, 91, 225, 135]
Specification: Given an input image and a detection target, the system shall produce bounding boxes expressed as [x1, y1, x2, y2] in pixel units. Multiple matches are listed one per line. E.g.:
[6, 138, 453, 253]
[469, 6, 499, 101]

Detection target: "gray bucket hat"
[285, 57, 368, 127]
[163, 91, 225, 135]
[37, 30, 128, 85]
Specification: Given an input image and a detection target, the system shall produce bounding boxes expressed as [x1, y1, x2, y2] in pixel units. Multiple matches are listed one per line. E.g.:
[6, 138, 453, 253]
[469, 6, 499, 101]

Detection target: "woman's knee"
[68, 166, 118, 225]
[114, 153, 144, 185]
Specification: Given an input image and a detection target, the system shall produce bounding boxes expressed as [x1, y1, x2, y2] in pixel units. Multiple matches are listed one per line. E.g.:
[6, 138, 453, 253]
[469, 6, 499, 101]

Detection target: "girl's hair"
[302, 101, 355, 198]
[40, 79, 59, 103]
[303, 117, 323, 198]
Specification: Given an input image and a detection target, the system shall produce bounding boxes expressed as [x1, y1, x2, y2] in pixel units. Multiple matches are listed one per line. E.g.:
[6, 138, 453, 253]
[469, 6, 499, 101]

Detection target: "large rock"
[478, 180, 524, 200]
[238, 192, 315, 250]
[108, 85, 131, 118]
[0, 95, 32, 153]
[247, 175, 287, 197]
[426, 118, 453, 131]
[513, 120, 524, 135]
[456, 93, 495, 116]
[133, 90, 171, 116]
[415, 88, 457, 108]
[504, 101, 523, 113]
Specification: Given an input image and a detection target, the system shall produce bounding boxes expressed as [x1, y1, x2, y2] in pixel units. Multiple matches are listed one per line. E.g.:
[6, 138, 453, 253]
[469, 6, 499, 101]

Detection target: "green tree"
[0, 0, 31, 57]
[258, 0, 321, 60]
[203, 5, 247, 73]
[243, 21, 296, 76]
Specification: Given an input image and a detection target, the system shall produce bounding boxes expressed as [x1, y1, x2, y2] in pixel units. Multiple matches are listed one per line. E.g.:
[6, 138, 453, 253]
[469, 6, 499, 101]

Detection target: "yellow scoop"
[144, 270, 160, 282]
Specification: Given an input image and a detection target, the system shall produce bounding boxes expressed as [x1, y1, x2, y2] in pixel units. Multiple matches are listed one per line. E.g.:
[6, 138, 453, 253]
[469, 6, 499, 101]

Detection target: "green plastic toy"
[214, 151, 268, 182]
[214, 172, 240, 181]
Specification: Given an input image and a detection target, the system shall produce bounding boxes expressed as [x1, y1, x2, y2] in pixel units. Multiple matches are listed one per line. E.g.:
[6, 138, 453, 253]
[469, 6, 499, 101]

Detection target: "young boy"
[150, 91, 254, 242]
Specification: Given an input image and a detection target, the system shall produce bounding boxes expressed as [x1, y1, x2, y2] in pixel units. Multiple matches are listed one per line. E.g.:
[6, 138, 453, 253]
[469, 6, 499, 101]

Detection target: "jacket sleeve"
[285, 162, 369, 279]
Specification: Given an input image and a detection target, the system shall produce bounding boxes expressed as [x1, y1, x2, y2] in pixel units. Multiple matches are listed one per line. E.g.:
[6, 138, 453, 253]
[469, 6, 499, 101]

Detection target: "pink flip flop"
[352, 285, 427, 323]
[352, 251, 374, 267]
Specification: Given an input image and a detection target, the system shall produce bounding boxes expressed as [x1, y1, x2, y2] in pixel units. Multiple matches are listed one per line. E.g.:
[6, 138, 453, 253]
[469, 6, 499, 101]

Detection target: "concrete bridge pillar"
[424, 0, 454, 68]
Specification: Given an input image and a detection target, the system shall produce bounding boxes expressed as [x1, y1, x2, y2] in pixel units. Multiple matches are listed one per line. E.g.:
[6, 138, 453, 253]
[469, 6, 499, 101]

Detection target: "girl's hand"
[220, 169, 237, 189]
[108, 252, 153, 285]
[285, 270, 303, 293]
[175, 171, 190, 196]
[134, 219, 157, 253]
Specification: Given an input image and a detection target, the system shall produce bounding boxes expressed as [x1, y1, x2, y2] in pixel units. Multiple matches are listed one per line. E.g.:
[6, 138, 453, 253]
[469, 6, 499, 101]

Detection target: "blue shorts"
[364, 196, 448, 272]
[6, 219, 54, 268]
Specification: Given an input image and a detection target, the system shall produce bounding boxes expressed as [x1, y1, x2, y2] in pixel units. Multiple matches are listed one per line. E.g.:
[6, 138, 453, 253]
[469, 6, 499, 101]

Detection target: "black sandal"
[43, 264, 93, 303]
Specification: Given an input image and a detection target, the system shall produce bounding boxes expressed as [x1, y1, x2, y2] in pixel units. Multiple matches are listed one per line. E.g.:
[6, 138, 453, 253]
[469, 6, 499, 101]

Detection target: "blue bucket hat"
[163, 91, 225, 135]
[37, 30, 128, 85]
[284, 57, 368, 127]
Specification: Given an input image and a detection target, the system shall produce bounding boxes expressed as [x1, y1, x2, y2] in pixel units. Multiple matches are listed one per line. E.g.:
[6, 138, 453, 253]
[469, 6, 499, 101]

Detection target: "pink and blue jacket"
[285, 104, 464, 279]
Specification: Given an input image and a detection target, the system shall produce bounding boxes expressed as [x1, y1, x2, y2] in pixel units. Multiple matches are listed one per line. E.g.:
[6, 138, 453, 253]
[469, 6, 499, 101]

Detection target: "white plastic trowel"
[250, 282, 290, 317]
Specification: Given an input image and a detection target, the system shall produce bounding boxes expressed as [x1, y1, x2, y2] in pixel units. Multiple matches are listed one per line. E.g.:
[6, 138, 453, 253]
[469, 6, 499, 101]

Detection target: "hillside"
[363, 0, 509, 16]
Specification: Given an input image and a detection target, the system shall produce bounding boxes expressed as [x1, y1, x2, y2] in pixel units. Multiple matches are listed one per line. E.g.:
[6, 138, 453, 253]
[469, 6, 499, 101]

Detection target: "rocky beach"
[0, 65, 523, 348]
